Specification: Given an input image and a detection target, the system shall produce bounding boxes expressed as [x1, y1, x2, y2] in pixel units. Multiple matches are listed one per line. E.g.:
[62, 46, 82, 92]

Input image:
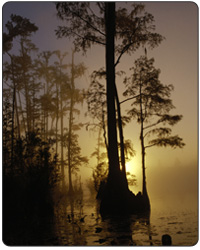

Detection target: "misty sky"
[2, 1, 198, 208]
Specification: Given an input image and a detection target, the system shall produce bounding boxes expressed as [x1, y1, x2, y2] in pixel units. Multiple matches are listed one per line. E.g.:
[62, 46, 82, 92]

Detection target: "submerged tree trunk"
[100, 2, 129, 215]
[100, 3, 150, 216]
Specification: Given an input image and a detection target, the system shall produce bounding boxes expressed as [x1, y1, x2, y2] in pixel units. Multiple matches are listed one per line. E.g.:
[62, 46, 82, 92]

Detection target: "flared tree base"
[99, 172, 150, 216]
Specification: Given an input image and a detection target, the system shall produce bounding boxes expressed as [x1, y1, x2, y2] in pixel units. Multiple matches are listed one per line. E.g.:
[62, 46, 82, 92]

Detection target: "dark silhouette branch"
[115, 21, 141, 67]
[143, 121, 161, 130]
[102, 106, 108, 152]
[57, 27, 106, 46]
[120, 94, 141, 105]
[115, 43, 133, 67]
[144, 143, 157, 149]
[70, 8, 106, 37]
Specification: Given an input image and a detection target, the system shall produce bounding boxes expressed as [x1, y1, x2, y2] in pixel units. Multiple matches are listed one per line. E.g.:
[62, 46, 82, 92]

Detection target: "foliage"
[90, 126, 108, 192]
[56, 2, 106, 52]
[126, 172, 137, 187]
[123, 139, 136, 161]
[66, 132, 89, 175]
[3, 93, 13, 169]
[56, 2, 164, 60]
[92, 162, 108, 192]
[86, 68, 106, 121]
[56, 3, 164, 197]
[123, 56, 185, 149]
[3, 14, 38, 53]
[3, 14, 88, 197]
[3, 126, 60, 245]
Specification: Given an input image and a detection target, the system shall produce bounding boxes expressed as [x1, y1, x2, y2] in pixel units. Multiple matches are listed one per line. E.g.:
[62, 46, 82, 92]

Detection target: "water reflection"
[54, 195, 87, 245]
[4, 192, 197, 246]
[53, 194, 154, 246]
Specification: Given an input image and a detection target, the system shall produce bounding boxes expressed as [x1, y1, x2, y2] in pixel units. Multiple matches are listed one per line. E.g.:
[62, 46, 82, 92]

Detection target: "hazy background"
[2, 1, 198, 211]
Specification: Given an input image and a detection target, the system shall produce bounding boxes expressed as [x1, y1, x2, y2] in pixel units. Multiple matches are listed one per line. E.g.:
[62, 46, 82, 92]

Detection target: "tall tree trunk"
[139, 81, 148, 196]
[97, 127, 101, 166]
[31, 86, 36, 132]
[11, 81, 15, 172]
[8, 54, 18, 172]
[7, 53, 21, 139]
[56, 81, 59, 155]
[140, 123, 147, 195]
[115, 86, 127, 178]
[45, 70, 49, 139]
[17, 90, 26, 133]
[101, 2, 137, 215]
[43, 107, 46, 140]
[60, 84, 65, 190]
[68, 50, 75, 194]
[101, 105, 108, 156]
[15, 91, 20, 138]
[105, 2, 120, 181]
[21, 41, 31, 133]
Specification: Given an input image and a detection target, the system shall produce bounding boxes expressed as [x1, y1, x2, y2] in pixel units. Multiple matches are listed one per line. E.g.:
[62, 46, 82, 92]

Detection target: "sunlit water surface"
[49, 194, 198, 246]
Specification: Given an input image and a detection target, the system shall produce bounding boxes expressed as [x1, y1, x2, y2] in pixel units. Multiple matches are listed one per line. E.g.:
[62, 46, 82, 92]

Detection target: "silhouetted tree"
[56, 2, 163, 198]
[3, 91, 12, 173]
[3, 15, 67, 245]
[91, 127, 108, 192]
[86, 69, 108, 151]
[67, 51, 87, 194]
[87, 68, 134, 174]
[123, 55, 185, 197]
[3, 14, 38, 53]
[3, 15, 38, 171]
[52, 50, 68, 156]
[55, 53, 70, 190]
[36, 51, 55, 139]
[66, 132, 88, 194]
[18, 37, 38, 133]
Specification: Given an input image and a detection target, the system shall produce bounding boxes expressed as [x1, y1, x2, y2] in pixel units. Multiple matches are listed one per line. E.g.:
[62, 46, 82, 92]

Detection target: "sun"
[125, 161, 133, 173]
[125, 158, 140, 176]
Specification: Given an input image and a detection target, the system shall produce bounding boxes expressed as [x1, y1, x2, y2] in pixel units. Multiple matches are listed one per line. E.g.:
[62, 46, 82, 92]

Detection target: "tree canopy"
[56, 2, 164, 62]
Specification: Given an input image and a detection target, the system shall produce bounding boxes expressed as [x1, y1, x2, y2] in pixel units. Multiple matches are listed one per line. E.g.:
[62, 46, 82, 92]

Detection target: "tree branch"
[120, 93, 142, 105]
[71, 9, 106, 37]
[144, 143, 157, 149]
[69, 29, 106, 46]
[114, 20, 141, 67]
[143, 121, 161, 130]
[114, 42, 133, 67]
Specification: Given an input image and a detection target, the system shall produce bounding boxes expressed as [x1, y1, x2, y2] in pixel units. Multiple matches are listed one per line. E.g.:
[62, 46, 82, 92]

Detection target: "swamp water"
[52, 194, 198, 246]
[3, 193, 198, 246]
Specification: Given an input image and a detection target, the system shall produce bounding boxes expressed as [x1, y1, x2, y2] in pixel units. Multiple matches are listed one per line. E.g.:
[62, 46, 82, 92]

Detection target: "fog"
[147, 160, 198, 210]
[2, 1, 198, 246]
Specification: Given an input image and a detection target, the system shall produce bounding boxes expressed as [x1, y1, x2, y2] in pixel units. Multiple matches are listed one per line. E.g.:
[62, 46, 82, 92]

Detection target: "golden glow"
[125, 158, 140, 176]
[3, 1, 198, 211]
